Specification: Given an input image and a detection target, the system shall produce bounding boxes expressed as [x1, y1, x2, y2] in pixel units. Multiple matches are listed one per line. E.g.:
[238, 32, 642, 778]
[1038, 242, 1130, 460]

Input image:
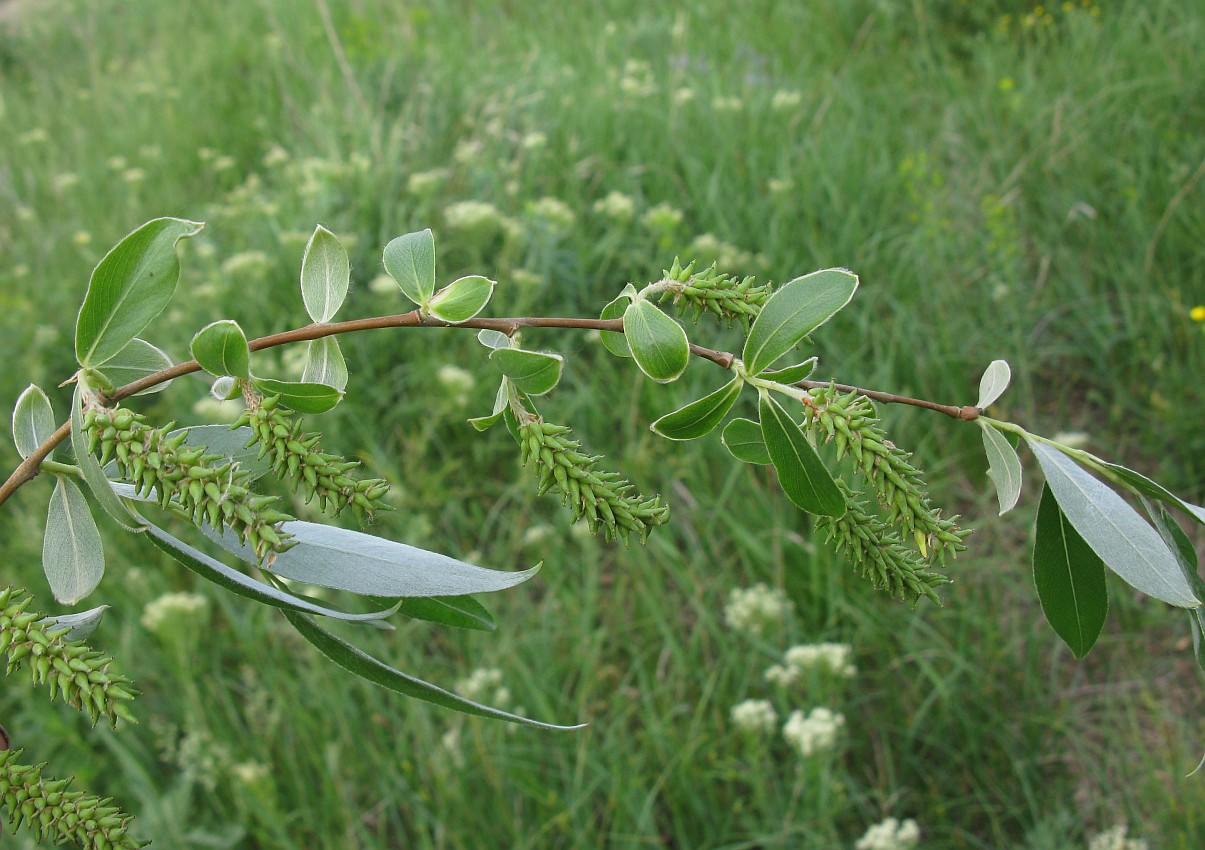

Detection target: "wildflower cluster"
[234, 395, 391, 523]
[765, 642, 856, 685]
[0, 750, 143, 850]
[818, 481, 950, 604]
[782, 706, 845, 757]
[85, 406, 292, 561]
[141, 591, 209, 636]
[729, 699, 778, 734]
[655, 257, 773, 328]
[1088, 825, 1149, 850]
[723, 584, 792, 637]
[1, 588, 136, 728]
[856, 817, 921, 850]
[516, 418, 670, 543]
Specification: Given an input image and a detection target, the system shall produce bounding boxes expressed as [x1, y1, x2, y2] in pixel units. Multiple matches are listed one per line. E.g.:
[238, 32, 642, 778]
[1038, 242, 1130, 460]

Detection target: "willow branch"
[0, 310, 974, 509]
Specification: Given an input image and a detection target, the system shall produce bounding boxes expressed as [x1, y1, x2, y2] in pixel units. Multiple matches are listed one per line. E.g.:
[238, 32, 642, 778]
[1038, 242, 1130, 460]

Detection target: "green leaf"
[1087, 457, 1205, 528]
[490, 348, 563, 396]
[469, 382, 509, 432]
[977, 360, 1012, 409]
[398, 595, 496, 631]
[427, 275, 495, 323]
[477, 329, 510, 350]
[43, 476, 106, 604]
[721, 418, 771, 465]
[761, 357, 818, 384]
[1027, 440, 1199, 607]
[300, 225, 350, 323]
[12, 383, 55, 459]
[75, 217, 204, 367]
[758, 393, 845, 517]
[979, 421, 1023, 515]
[38, 605, 109, 641]
[599, 294, 632, 358]
[205, 520, 541, 598]
[742, 268, 858, 375]
[142, 522, 400, 623]
[251, 378, 343, 414]
[1033, 483, 1108, 659]
[1191, 608, 1205, 676]
[1145, 501, 1205, 603]
[71, 383, 144, 532]
[280, 608, 581, 729]
[382, 228, 436, 307]
[624, 299, 690, 383]
[190, 320, 250, 379]
[301, 337, 348, 392]
[97, 338, 174, 396]
[651, 378, 743, 441]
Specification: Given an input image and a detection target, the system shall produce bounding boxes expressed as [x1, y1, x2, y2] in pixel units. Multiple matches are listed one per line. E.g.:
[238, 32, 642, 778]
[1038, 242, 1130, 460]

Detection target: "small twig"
[0, 311, 973, 509]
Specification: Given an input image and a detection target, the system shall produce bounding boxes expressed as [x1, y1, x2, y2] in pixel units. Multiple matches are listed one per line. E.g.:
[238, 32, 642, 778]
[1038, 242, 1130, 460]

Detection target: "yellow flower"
[1190, 305, 1205, 322]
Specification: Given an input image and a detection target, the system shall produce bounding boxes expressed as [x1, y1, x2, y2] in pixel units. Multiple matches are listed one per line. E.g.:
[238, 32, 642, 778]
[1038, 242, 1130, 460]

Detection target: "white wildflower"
[593, 191, 636, 223]
[407, 167, 451, 196]
[52, 172, 80, 193]
[220, 250, 272, 277]
[142, 591, 210, 636]
[522, 524, 554, 547]
[1088, 825, 1148, 850]
[641, 202, 684, 235]
[123, 168, 146, 184]
[520, 131, 548, 151]
[724, 583, 791, 637]
[1052, 431, 1091, 450]
[527, 196, 576, 232]
[782, 707, 844, 757]
[455, 668, 509, 706]
[71, 230, 92, 247]
[437, 365, 476, 396]
[783, 642, 856, 677]
[856, 817, 921, 850]
[771, 89, 803, 111]
[263, 144, 290, 168]
[192, 396, 244, 424]
[369, 273, 398, 295]
[444, 200, 502, 233]
[730, 699, 777, 735]
[712, 96, 744, 112]
[231, 760, 271, 786]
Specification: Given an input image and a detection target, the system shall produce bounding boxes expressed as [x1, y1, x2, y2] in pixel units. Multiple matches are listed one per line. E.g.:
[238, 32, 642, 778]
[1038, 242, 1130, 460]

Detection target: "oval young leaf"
[762, 356, 819, 384]
[301, 336, 349, 392]
[979, 421, 1023, 515]
[75, 217, 205, 367]
[624, 299, 689, 383]
[205, 520, 541, 598]
[651, 378, 743, 441]
[99, 338, 174, 396]
[1033, 483, 1108, 658]
[977, 359, 1012, 409]
[742, 268, 858, 375]
[599, 294, 632, 358]
[721, 417, 771, 465]
[280, 608, 581, 729]
[427, 275, 495, 323]
[43, 476, 106, 605]
[190, 320, 250, 379]
[12, 383, 55, 459]
[300, 225, 350, 323]
[759, 393, 845, 517]
[489, 348, 563, 396]
[251, 378, 343, 414]
[383, 228, 436, 307]
[477, 329, 510, 350]
[1027, 440, 1199, 607]
[38, 605, 110, 642]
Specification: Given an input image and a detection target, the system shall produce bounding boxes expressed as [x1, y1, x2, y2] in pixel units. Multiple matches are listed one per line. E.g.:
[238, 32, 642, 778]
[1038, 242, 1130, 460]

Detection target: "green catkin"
[0, 588, 137, 728]
[516, 419, 670, 544]
[84, 406, 293, 562]
[233, 396, 391, 523]
[655, 257, 774, 328]
[804, 385, 971, 562]
[816, 483, 951, 605]
[0, 748, 145, 849]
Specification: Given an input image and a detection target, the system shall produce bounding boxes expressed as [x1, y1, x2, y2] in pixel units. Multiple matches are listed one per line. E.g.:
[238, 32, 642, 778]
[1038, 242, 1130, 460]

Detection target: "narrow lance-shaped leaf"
[301, 336, 348, 392]
[1144, 500, 1205, 603]
[1027, 440, 1199, 607]
[75, 217, 204, 367]
[383, 229, 436, 307]
[12, 384, 55, 459]
[427, 275, 495, 323]
[97, 338, 174, 396]
[280, 608, 582, 729]
[396, 595, 496, 632]
[977, 360, 1012, 409]
[979, 421, 1022, 515]
[300, 225, 350, 323]
[1033, 483, 1108, 659]
[651, 378, 743, 441]
[722, 417, 771, 465]
[624, 298, 689, 383]
[190, 320, 250, 379]
[1085, 455, 1205, 529]
[490, 348, 563, 396]
[43, 476, 106, 605]
[742, 268, 858, 375]
[758, 393, 845, 517]
[251, 378, 343, 414]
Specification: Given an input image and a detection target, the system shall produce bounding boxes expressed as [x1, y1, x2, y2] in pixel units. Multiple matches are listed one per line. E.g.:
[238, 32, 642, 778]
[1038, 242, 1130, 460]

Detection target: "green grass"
[2, 0, 1204, 847]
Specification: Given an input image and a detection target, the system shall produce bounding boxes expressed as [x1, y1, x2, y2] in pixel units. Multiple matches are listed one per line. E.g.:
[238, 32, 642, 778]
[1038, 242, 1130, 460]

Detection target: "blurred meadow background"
[1, 0, 1204, 847]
